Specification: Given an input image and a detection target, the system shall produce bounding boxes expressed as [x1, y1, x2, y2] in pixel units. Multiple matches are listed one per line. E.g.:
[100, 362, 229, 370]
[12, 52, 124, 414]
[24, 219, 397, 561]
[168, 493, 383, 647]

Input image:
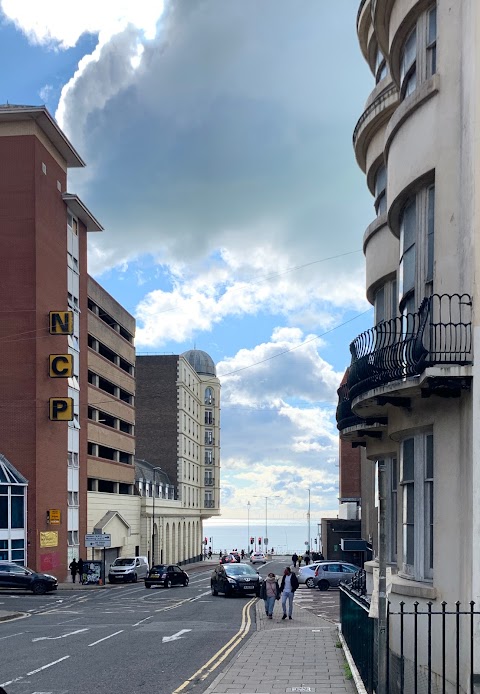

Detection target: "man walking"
[291, 552, 298, 568]
[280, 566, 299, 620]
[69, 558, 78, 583]
[77, 558, 84, 584]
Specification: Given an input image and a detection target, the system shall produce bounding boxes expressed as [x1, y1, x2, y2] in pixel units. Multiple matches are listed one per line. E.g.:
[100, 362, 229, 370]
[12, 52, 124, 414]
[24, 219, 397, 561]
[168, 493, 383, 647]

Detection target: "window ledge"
[391, 574, 436, 599]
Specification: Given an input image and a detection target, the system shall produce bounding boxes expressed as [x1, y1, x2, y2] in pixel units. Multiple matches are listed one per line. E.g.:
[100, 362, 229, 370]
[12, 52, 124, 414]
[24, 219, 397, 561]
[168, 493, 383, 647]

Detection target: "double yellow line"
[172, 597, 255, 693]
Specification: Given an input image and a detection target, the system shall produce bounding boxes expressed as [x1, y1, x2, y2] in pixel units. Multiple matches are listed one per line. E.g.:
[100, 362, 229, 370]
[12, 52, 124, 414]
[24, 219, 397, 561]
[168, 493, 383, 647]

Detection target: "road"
[0, 558, 341, 694]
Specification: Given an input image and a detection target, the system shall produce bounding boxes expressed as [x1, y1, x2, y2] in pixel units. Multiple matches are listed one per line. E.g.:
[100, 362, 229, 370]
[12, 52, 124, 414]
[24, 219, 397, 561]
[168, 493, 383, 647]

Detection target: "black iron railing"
[340, 592, 480, 694]
[336, 383, 366, 430]
[347, 294, 472, 401]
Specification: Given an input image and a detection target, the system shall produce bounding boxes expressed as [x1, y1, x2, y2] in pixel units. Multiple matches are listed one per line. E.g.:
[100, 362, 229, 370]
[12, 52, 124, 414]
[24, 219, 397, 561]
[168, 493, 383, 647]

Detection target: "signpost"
[85, 534, 111, 584]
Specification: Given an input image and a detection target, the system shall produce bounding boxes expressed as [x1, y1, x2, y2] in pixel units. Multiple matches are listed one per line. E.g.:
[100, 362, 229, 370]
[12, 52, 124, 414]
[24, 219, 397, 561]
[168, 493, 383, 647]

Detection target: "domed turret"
[181, 349, 216, 376]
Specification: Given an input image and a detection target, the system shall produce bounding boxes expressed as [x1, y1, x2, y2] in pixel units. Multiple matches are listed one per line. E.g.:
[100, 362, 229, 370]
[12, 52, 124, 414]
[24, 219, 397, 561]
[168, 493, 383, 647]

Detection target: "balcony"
[353, 82, 398, 172]
[204, 499, 215, 508]
[204, 476, 215, 486]
[337, 383, 387, 443]
[205, 436, 215, 445]
[346, 294, 472, 403]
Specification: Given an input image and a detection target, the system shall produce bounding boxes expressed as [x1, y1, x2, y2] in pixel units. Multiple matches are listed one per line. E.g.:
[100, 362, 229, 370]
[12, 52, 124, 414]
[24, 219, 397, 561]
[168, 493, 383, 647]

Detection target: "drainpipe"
[377, 459, 387, 694]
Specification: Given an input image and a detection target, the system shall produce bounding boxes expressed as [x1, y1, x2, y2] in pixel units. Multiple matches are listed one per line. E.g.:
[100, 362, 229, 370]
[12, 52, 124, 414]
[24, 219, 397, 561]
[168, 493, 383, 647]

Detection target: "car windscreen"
[150, 565, 166, 572]
[112, 558, 135, 566]
[225, 565, 258, 576]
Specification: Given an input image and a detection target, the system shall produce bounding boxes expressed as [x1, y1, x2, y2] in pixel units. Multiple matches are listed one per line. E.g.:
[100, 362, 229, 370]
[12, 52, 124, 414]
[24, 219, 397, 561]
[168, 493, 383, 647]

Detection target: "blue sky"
[0, 0, 375, 520]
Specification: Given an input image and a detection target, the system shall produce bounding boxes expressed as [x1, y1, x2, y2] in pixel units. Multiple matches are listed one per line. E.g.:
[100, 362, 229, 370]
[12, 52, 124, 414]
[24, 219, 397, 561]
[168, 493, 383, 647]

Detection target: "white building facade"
[338, 2, 480, 692]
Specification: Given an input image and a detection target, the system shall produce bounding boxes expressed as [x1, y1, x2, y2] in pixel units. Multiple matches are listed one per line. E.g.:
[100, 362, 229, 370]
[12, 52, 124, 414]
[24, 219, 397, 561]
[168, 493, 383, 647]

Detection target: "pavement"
[0, 558, 359, 694]
[204, 596, 357, 694]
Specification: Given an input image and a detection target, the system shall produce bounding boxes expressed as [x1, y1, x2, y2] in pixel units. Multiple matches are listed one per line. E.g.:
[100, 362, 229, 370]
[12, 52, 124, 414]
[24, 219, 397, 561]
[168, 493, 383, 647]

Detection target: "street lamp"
[253, 496, 280, 552]
[247, 501, 251, 552]
[151, 466, 163, 566]
[307, 487, 311, 552]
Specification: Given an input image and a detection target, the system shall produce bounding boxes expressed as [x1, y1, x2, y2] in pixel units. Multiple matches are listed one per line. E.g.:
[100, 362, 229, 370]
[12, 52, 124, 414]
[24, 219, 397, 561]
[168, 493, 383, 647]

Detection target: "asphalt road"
[0, 557, 341, 694]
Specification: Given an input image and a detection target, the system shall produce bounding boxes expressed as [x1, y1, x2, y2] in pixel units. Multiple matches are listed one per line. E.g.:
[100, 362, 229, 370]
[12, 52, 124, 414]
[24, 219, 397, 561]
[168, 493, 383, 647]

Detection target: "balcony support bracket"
[376, 396, 411, 409]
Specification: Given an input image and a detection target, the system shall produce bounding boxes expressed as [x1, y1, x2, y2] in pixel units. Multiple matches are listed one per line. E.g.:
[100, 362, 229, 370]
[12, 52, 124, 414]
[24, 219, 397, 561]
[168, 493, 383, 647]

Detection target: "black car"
[211, 563, 262, 597]
[220, 553, 239, 564]
[0, 561, 58, 595]
[145, 564, 189, 589]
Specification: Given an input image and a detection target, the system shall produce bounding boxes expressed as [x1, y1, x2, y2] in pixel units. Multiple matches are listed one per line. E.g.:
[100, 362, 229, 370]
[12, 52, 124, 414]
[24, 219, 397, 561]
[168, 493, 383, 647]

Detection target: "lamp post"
[247, 501, 251, 552]
[307, 487, 311, 552]
[151, 466, 163, 566]
[254, 496, 279, 552]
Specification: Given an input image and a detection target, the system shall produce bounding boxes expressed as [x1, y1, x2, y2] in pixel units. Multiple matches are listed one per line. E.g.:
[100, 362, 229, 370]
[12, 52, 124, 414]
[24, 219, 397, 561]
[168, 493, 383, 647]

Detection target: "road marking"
[27, 655, 71, 676]
[0, 631, 24, 640]
[132, 616, 152, 627]
[172, 597, 254, 693]
[88, 630, 124, 646]
[162, 629, 192, 643]
[32, 628, 89, 642]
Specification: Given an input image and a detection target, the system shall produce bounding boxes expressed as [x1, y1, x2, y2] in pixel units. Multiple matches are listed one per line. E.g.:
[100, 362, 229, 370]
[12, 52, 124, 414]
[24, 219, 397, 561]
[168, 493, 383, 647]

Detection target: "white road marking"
[132, 616, 152, 627]
[88, 630, 124, 646]
[0, 631, 24, 640]
[162, 629, 191, 643]
[27, 655, 71, 675]
[32, 628, 89, 642]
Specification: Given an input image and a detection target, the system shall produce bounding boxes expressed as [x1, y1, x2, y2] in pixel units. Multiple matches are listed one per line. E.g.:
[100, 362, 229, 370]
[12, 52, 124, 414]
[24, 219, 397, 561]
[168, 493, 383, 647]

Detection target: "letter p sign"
[49, 398, 74, 421]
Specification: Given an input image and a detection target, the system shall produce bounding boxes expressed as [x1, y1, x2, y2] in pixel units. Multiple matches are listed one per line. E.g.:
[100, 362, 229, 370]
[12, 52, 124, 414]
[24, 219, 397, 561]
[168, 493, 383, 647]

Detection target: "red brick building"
[0, 105, 102, 578]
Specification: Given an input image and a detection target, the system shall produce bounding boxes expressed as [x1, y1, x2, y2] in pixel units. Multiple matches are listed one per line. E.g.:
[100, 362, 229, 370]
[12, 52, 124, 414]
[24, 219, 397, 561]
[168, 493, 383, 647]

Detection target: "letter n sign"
[49, 398, 74, 421]
[49, 311, 73, 335]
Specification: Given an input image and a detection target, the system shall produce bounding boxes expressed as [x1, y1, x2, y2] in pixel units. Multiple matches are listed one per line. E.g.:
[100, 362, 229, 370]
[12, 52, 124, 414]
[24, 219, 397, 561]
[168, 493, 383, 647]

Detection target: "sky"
[0, 0, 375, 524]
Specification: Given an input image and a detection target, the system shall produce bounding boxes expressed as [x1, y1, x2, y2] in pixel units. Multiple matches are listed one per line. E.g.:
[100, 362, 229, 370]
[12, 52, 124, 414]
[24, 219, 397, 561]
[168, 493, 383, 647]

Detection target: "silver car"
[312, 562, 360, 591]
[298, 561, 329, 588]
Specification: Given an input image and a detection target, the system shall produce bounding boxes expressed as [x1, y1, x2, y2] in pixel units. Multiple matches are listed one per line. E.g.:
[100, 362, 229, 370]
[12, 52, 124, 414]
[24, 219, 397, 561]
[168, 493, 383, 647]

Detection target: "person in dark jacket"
[291, 552, 298, 567]
[69, 559, 78, 583]
[77, 558, 84, 584]
[260, 572, 280, 619]
[280, 566, 299, 620]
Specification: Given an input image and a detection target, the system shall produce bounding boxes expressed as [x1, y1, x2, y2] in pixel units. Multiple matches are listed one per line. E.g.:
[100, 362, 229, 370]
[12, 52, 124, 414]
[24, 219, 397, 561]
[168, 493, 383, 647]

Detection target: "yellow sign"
[47, 509, 61, 525]
[49, 354, 73, 378]
[40, 531, 58, 548]
[49, 311, 73, 335]
[49, 397, 74, 421]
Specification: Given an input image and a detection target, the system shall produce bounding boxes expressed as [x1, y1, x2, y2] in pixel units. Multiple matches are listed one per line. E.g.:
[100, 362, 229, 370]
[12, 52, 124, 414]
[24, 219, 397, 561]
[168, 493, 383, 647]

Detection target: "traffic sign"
[85, 533, 111, 548]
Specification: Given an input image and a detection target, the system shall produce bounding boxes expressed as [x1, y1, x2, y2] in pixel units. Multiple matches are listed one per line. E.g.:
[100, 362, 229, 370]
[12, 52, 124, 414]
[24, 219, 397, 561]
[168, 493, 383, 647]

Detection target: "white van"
[108, 556, 149, 583]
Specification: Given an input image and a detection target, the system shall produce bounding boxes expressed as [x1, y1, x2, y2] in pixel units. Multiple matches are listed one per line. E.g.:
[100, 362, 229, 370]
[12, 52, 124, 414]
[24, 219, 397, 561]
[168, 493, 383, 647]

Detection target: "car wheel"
[32, 582, 47, 595]
[305, 578, 315, 588]
[211, 583, 218, 596]
[318, 579, 330, 591]
[164, 578, 172, 589]
[183, 577, 189, 587]
[132, 573, 138, 583]
[145, 584, 151, 589]
[108, 578, 115, 584]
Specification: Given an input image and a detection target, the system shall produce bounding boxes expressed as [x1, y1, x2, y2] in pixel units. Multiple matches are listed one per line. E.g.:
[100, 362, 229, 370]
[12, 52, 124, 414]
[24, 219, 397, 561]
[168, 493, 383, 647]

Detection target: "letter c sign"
[49, 354, 73, 378]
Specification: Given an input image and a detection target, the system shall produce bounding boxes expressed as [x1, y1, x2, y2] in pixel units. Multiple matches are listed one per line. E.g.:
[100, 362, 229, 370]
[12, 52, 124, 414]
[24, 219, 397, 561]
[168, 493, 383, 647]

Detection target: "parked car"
[298, 561, 330, 588]
[211, 563, 262, 597]
[0, 561, 58, 595]
[313, 562, 361, 591]
[250, 551, 266, 564]
[145, 564, 189, 589]
[108, 556, 149, 583]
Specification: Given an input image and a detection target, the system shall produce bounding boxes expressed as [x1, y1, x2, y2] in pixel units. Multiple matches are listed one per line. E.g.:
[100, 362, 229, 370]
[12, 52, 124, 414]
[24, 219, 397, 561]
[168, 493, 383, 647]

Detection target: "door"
[325, 564, 343, 586]
[173, 566, 183, 585]
[6, 564, 31, 589]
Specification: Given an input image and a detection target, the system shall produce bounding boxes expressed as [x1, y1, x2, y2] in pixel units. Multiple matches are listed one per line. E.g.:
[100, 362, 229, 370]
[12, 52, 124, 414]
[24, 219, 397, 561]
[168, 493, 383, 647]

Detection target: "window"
[68, 491, 79, 507]
[400, 5, 437, 100]
[389, 457, 398, 563]
[68, 531, 79, 546]
[400, 28, 417, 98]
[205, 410, 214, 425]
[205, 387, 214, 405]
[375, 50, 388, 84]
[398, 185, 435, 312]
[374, 165, 387, 216]
[427, 6, 437, 77]
[400, 433, 434, 580]
[374, 286, 385, 325]
[205, 430, 214, 445]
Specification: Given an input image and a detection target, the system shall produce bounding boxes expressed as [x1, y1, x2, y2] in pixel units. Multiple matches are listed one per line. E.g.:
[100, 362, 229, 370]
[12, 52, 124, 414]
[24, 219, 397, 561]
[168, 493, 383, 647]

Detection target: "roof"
[0, 104, 85, 168]
[93, 510, 130, 533]
[181, 349, 216, 376]
[0, 454, 28, 484]
[135, 459, 171, 486]
[62, 193, 103, 232]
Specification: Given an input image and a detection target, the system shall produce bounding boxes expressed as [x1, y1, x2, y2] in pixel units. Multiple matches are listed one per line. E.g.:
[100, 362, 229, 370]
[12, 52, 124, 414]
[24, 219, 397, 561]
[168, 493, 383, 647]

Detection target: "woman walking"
[260, 572, 280, 619]
[280, 566, 299, 620]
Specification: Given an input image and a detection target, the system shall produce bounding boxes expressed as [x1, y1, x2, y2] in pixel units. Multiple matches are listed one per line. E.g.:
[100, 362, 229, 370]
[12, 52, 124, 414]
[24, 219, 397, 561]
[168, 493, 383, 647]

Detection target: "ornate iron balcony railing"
[347, 294, 472, 401]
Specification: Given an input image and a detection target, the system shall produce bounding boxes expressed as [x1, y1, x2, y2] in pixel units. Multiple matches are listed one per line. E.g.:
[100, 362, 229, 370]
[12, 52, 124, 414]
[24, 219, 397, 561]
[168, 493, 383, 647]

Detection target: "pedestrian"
[291, 552, 298, 568]
[304, 551, 310, 566]
[280, 566, 299, 620]
[260, 572, 280, 619]
[69, 558, 78, 583]
[298, 554, 303, 567]
[77, 557, 84, 584]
